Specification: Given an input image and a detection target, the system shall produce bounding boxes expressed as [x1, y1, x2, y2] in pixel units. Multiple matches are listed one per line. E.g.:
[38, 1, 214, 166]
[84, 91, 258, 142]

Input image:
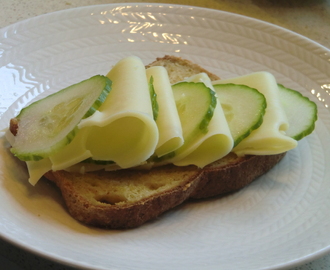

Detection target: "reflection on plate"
[0, 3, 330, 270]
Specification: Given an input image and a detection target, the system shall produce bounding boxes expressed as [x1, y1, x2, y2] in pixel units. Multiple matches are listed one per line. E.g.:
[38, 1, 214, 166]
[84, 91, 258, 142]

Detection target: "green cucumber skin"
[82, 158, 115, 165]
[214, 83, 267, 147]
[148, 76, 159, 121]
[11, 126, 79, 161]
[278, 84, 318, 140]
[199, 91, 217, 133]
[11, 75, 112, 161]
[172, 81, 217, 136]
[170, 81, 217, 158]
[83, 77, 112, 118]
[233, 116, 264, 147]
[17, 75, 110, 120]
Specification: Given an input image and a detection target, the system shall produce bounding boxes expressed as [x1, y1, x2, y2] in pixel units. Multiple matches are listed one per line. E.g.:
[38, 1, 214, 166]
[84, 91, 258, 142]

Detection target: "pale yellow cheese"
[4, 128, 15, 146]
[76, 56, 159, 168]
[170, 73, 234, 167]
[146, 66, 183, 157]
[212, 72, 297, 155]
[49, 127, 91, 170]
[64, 162, 120, 173]
[26, 158, 52, 186]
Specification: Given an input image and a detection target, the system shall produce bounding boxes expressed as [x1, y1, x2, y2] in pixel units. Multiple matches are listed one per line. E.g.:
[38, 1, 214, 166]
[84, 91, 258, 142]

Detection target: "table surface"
[0, 0, 329, 269]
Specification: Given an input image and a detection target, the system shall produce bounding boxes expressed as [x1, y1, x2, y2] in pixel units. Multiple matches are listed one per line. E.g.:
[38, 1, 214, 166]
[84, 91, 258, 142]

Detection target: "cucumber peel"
[82, 158, 115, 165]
[172, 81, 217, 140]
[165, 81, 217, 159]
[278, 84, 317, 140]
[214, 83, 267, 147]
[148, 76, 159, 121]
[11, 75, 112, 161]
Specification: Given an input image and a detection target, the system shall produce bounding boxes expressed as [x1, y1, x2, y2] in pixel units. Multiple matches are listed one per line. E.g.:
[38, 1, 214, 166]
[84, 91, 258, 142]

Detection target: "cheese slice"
[212, 72, 297, 155]
[76, 56, 159, 168]
[146, 66, 183, 157]
[49, 127, 91, 170]
[26, 158, 52, 186]
[170, 73, 234, 167]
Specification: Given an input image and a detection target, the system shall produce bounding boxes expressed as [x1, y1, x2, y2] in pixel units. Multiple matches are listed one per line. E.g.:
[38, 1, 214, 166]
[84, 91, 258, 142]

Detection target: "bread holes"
[90, 182, 100, 188]
[95, 194, 127, 205]
[146, 181, 166, 190]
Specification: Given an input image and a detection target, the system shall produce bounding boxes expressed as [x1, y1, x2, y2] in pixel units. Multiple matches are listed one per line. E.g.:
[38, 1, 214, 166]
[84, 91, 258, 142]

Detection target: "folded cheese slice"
[213, 72, 297, 155]
[146, 66, 183, 157]
[49, 127, 91, 170]
[170, 73, 234, 167]
[76, 56, 159, 168]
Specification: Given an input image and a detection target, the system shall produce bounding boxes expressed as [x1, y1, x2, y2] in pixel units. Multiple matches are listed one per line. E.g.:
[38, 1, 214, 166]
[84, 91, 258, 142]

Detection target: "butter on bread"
[43, 55, 285, 229]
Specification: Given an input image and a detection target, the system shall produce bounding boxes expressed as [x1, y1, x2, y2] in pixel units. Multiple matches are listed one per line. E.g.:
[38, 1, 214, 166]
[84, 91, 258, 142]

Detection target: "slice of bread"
[44, 164, 202, 229]
[42, 55, 285, 229]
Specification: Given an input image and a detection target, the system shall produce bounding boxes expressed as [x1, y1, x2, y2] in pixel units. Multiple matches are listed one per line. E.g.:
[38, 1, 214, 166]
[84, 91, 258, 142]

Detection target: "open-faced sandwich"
[5, 55, 317, 229]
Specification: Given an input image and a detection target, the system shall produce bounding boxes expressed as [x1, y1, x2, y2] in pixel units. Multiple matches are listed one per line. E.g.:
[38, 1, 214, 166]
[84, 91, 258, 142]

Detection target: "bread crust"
[146, 55, 220, 82]
[190, 153, 286, 199]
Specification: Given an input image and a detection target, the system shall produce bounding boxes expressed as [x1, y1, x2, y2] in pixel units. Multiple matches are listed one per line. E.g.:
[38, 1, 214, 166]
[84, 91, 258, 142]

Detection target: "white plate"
[0, 3, 329, 270]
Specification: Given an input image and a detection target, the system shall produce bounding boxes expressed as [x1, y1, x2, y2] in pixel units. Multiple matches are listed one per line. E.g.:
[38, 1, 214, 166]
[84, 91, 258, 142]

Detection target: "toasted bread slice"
[42, 56, 285, 229]
[44, 153, 284, 228]
[45, 164, 202, 228]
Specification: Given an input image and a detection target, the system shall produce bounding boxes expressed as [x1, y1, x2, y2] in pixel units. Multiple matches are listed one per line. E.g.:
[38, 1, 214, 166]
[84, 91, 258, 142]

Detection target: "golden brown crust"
[190, 153, 286, 199]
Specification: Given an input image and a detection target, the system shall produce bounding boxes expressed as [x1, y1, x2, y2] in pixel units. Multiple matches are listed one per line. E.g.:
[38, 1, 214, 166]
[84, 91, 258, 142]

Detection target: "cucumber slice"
[82, 158, 115, 165]
[11, 75, 112, 161]
[148, 76, 159, 121]
[172, 81, 217, 140]
[213, 83, 267, 147]
[278, 84, 317, 140]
